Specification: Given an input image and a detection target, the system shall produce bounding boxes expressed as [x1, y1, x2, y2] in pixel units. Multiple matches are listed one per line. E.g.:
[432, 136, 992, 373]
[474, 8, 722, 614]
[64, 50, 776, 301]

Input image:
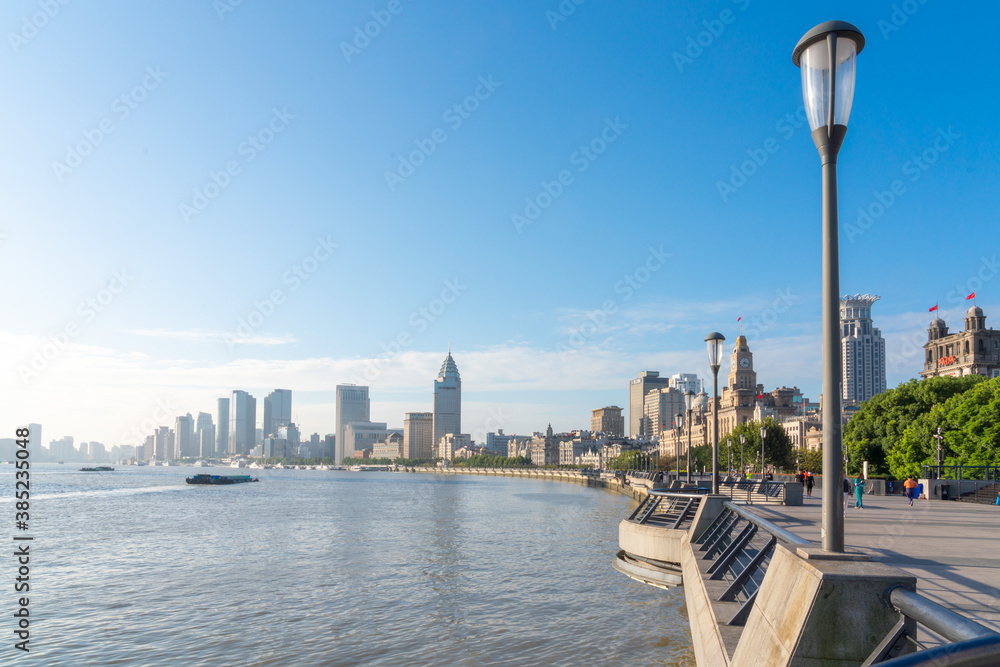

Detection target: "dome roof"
[930, 317, 946, 327]
[967, 305, 984, 317]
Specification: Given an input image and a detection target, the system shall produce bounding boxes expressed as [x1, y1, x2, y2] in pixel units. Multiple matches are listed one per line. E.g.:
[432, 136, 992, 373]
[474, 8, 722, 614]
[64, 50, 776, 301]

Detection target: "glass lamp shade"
[684, 390, 696, 412]
[704, 332, 726, 370]
[740, 434, 745, 444]
[793, 21, 864, 132]
[760, 427, 767, 440]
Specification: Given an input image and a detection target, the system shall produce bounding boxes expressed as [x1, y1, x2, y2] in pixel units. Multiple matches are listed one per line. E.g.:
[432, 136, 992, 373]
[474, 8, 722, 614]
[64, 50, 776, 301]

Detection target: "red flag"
[756, 393, 763, 399]
[967, 292, 976, 301]
[737, 315, 741, 322]
[929, 304, 938, 312]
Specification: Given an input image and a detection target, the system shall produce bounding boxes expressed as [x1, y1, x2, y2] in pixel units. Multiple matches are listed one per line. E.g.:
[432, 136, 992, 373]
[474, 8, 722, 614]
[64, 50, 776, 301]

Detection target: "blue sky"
[2, 0, 998, 448]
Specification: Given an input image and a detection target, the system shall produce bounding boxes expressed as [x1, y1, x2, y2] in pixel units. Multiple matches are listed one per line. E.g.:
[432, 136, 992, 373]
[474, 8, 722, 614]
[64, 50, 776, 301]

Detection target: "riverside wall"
[404, 466, 651, 501]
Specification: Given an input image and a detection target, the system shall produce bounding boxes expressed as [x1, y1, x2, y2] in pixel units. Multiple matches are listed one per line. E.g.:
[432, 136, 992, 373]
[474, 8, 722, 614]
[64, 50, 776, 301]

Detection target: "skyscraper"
[628, 371, 672, 437]
[195, 412, 214, 458]
[841, 294, 887, 405]
[216, 398, 230, 456]
[263, 389, 292, 438]
[403, 412, 434, 460]
[174, 413, 195, 459]
[336, 385, 370, 465]
[433, 350, 461, 448]
[229, 390, 257, 455]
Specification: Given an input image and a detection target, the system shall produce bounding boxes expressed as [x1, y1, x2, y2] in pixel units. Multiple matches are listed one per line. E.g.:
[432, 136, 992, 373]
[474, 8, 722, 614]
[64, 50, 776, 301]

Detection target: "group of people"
[793, 470, 816, 497]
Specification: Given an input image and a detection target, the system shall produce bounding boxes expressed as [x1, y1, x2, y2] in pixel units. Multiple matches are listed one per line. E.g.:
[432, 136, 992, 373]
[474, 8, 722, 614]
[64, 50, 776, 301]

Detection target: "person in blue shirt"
[854, 476, 865, 509]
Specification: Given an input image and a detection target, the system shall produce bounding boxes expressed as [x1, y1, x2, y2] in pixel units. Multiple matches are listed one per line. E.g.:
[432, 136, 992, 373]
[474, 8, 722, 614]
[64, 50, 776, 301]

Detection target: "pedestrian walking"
[805, 473, 814, 498]
[854, 476, 865, 508]
[903, 475, 918, 506]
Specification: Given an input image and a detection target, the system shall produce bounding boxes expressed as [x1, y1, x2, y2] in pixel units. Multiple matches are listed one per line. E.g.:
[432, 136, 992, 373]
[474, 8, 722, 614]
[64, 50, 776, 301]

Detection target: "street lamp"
[935, 426, 943, 478]
[684, 389, 695, 484]
[705, 332, 725, 494]
[675, 412, 683, 482]
[793, 20, 864, 553]
[756, 428, 766, 478]
[727, 438, 732, 478]
[740, 433, 745, 476]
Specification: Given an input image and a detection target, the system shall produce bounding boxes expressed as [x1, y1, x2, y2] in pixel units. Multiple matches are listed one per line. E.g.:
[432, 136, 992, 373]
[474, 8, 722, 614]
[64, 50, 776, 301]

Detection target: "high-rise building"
[403, 412, 434, 460]
[344, 421, 387, 457]
[642, 388, 686, 437]
[433, 350, 461, 448]
[174, 414, 195, 460]
[336, 385, 370, 465]
[841, 294, 887, 405]
[229, 391, 257, 455]
[199, 425, 215, 458]
[195, 412, 214, 458]
[486, 430, 513, 454]
[263, 389, 292, 438]
[628, 371, 672, 437]
[216, 398, 230, 457]
[591, 406, 624, 437]
[153, 427, 170, 460]
[28, 424, 41, 454]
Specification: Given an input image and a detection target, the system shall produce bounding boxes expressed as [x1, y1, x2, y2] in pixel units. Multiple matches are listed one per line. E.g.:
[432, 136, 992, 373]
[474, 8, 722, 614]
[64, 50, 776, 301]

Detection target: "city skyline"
[2, 2, 998, 446]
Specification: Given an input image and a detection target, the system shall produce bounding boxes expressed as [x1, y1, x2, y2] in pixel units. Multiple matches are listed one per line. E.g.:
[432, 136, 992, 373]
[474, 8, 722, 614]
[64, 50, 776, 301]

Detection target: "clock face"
[740, 357, 751, 369]
[730, 357, 736, 371]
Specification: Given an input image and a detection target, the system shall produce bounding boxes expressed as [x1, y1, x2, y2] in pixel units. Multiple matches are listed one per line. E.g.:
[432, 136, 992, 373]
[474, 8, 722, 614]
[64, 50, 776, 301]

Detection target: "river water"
[4, 465, 693, 666]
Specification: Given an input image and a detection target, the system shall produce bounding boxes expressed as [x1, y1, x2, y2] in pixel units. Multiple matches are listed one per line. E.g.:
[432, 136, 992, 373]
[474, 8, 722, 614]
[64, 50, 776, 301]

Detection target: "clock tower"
[727, 335, 757, 391]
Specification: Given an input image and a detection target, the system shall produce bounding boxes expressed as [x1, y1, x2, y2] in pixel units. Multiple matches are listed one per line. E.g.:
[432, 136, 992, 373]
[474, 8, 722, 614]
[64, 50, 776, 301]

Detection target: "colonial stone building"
[591, 406, 624, 437]
[659, 335, 804, 462]
[920, 306, 1000, 380]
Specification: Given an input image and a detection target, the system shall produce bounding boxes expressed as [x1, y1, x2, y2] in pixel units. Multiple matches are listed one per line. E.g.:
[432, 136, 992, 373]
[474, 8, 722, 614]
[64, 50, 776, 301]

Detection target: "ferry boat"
[185, 474, 259, 485]
[193, 460, 209, 467]
[230, 460, 246, 469]
[79, 466, 115, 472]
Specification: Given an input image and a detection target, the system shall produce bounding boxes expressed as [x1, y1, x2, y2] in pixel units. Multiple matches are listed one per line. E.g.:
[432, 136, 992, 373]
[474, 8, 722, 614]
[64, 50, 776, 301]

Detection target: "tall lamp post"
[740, 433, 745, 476]
[727, 438, 732, 477]
[760, 425, 767, 479]
[684, 390, 695, 483]
[705, 332, 725, 494]
[676, 412, 683, 481]
[793, 20, 864, 553]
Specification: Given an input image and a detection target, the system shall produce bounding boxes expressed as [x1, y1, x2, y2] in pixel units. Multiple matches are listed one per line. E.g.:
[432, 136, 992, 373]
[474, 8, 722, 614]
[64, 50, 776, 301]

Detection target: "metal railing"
[626, 492, 702, 531]
[692, 499, 811, 626]
[865, 587, 1000, 665]
[717, 478, 788, 504]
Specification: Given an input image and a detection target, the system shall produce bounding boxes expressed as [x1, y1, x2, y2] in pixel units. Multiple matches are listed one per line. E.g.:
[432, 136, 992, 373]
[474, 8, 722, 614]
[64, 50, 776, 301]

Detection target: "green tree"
[718, 417, 793, 473]
[845, 375, 987, 476]
[889, 377, 1000, 479]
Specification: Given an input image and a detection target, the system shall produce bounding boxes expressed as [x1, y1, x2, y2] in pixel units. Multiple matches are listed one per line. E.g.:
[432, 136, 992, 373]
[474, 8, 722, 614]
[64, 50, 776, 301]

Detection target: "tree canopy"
[843, 375, 988, 477]
[717, 417, 793, 473]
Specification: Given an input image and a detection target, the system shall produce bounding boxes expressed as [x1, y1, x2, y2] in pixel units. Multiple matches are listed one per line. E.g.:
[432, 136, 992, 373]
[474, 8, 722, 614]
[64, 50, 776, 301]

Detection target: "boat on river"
[185, 474, 259, 485]
[80, 466, 115, 472]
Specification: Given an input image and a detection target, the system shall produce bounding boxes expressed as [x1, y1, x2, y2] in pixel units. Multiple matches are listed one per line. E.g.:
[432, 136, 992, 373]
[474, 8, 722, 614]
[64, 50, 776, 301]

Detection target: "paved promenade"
[748, 495, 1000, 646]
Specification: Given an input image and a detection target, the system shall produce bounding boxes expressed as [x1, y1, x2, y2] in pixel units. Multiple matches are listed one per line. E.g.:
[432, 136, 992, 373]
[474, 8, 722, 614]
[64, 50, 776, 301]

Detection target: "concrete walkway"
[745, 495, 1000, 647]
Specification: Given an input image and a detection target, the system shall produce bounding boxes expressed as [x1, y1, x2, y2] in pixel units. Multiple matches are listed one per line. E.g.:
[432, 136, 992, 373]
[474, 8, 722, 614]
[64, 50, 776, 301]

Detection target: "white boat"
[230, 460, 246, 468]
[248, 462, 262, 469]
[193, 460, 208, 467]
[164, 460, 178, 466]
